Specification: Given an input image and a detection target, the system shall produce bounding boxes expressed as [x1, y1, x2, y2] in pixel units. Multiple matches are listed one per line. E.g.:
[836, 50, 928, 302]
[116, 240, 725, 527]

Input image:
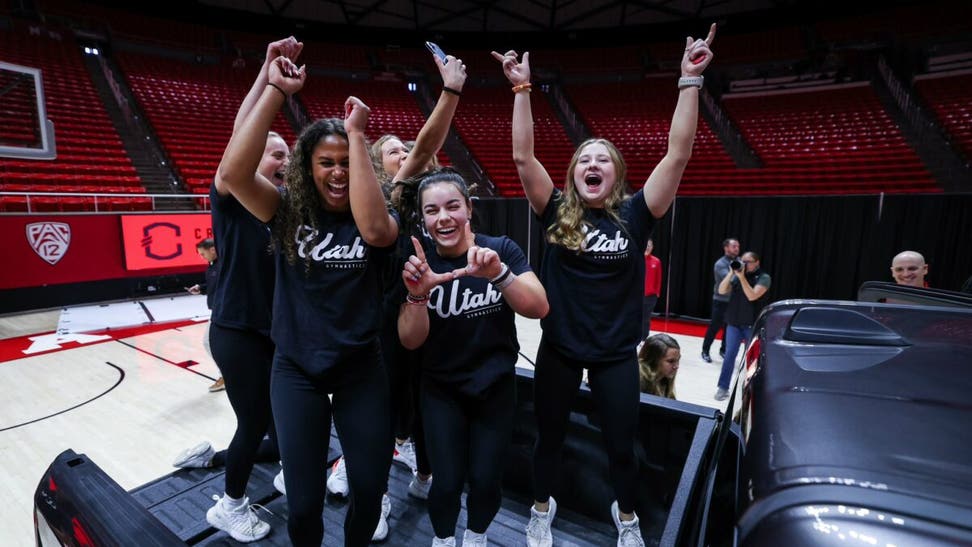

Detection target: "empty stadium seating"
[914, 73, 972, 161]
[445, 85, 575, 197]
[719, 83, 938, 194]
[299, 77, 450, 169]
[117, 51, 297, 193]
[0, 23, 142, 206]
[567, 78, 738, 194]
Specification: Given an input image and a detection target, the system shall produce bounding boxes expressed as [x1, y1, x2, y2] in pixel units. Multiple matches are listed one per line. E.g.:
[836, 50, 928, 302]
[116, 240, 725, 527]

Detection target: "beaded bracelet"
[512, 82, 532, 93]
[406, 293, 429, 305]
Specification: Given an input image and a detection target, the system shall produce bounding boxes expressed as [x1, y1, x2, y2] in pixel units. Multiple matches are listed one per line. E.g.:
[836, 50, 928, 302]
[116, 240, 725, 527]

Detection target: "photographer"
[714, 252, 770, 401]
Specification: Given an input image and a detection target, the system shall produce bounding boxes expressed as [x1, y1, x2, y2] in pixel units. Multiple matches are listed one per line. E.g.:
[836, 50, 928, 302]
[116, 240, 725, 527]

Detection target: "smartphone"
[425, 41, 448, 64]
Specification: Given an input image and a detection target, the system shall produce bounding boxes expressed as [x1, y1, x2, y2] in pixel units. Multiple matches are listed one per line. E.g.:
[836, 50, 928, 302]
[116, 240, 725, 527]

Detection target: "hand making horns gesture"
[682, 23, 717, 76]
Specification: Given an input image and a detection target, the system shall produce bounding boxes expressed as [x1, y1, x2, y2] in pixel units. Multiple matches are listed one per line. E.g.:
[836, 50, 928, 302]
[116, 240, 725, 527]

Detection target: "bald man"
[890, 251, 929, 288]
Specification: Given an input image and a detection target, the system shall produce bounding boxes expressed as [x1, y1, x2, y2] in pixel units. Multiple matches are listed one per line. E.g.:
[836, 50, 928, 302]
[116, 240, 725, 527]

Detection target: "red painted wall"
[1, 214, 211, 289]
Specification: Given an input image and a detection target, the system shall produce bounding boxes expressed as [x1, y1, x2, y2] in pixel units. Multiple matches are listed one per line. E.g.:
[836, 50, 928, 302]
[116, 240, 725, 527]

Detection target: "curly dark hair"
[270, 118, 348, 267]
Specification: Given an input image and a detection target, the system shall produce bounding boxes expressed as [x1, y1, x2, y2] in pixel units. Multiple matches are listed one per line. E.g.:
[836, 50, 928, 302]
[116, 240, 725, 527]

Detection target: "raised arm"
[345, 96, 399, 247]
[643, 23, 716, 218]
[232, 37, 303, 134]
[215, 56, 304, 222]
[736, 271, 768, 301]
[394, 54, 467, 182]
[493, 50, 555, 215]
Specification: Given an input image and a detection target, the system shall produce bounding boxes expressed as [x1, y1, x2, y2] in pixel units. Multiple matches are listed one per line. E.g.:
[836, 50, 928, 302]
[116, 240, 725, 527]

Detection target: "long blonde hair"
[637, 333, 679, 399]
[547, 138, 628, 251]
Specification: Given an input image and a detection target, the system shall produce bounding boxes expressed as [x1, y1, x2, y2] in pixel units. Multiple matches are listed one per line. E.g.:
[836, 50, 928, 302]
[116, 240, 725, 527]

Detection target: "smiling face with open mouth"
[421, 181, 472, 258]
[258, 133, 290, 187]
[571, 141, 618, 208]
[311, 134, 351, 211]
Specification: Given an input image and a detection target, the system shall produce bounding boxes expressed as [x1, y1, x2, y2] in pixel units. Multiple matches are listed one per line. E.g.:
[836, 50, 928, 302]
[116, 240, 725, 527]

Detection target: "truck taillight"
[744, 337, 761, 381]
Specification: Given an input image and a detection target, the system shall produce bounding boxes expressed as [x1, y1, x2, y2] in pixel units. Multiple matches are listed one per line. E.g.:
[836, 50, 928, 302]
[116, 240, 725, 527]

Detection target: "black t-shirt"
[724, 270, 771, 327]
[537, 188, 654, 361]
[209, 184, 275, 335]
[271, 206, 398, 372]
[417, 234, 531, 396]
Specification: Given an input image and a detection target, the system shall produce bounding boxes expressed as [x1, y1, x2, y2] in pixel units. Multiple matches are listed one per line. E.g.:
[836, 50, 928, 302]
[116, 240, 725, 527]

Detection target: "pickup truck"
[33, 282, 972, 546]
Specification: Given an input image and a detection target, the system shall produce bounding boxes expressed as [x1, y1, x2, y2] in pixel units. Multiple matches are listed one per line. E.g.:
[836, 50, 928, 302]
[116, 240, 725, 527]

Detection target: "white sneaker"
[326, 457, 349, 497]
[525, 496, 556, 547]
[431, 536, 455, 546]
[372, 494, 391, 541]
[408, 472, 431, 500]
[462, 529, 488, 546]
[393, 440, 418, 472]
[273, 469, 286, 495]
[610, 501, 645, 547]
[172, 441, 214, 468]
[206, 494, 270, 543]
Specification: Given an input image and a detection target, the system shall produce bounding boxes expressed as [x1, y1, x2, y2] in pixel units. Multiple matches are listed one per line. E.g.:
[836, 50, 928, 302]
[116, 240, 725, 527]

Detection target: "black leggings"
[532, 337, 640, 513]
[422, 374, 515, 538]
[208, 323, 277, 500]
[381, 320, 431, 475]
[702, 298, 728, 355]
[211, 437, 278, 468]
[271, 348, 392, 547]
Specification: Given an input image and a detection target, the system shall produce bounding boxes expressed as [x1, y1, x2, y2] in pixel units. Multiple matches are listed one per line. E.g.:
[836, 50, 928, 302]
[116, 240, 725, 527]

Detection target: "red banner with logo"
[119, 214, 214, 270]
[0, 214, 210, 290]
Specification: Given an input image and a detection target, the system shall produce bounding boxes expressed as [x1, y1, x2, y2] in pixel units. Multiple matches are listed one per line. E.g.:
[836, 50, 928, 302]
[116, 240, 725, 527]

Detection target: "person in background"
[890, 250, 929, 288]
[700, 237, 738, 364]
[637, 333, 679, 399]
[642, 238, 661, 338]
[186, 238, 224, 392]
[714, 251, 770, 402]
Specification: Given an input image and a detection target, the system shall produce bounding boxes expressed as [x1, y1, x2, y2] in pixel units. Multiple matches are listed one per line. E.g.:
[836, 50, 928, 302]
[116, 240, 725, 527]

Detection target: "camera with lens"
[730, 258, 743, 271]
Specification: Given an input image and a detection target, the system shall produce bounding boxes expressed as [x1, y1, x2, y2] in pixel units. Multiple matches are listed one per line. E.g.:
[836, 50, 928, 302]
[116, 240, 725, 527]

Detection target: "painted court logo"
[26, 222, 71, 265]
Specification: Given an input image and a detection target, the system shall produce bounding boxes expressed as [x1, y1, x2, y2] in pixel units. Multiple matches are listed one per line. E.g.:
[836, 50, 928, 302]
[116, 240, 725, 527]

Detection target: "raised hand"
[437, 54, 468, 92]
[681, 23, 716, 76]
[491, 50, 531, 86]
[344, 96, 371, 134]
[267, 36, 303, 65]
[268, 55, 306, 96]
[403, 236, 462, 295]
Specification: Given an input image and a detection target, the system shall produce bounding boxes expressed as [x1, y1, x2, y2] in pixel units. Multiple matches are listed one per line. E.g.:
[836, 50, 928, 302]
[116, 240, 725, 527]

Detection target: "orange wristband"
[512, 82, 532, 93]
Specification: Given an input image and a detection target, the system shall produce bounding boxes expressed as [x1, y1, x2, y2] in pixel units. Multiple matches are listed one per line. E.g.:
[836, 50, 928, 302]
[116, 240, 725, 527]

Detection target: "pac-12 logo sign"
[26, 222, 71, 265]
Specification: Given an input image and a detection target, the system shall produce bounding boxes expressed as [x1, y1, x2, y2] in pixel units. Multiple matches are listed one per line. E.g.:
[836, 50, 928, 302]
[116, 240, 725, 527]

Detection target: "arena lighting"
[407, 82, 417, 92]
[82, 47, 100, 56]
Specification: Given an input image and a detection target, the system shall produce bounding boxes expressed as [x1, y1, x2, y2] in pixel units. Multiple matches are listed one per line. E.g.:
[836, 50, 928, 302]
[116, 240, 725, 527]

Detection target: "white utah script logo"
[296, 226, 366, 267]
[26, 222, 71, 265]
[582, 227, 629, 254]
[429, 279, 503, 319]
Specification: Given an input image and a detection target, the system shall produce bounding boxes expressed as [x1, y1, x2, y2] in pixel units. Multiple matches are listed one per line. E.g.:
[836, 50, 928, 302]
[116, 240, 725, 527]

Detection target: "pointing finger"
[411, 236, 427, 262]
[704, 22, 717, 46]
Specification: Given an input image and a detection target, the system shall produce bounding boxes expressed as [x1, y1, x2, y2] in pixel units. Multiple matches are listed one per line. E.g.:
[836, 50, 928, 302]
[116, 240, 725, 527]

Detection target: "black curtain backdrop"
[473, 194, 972, 320]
